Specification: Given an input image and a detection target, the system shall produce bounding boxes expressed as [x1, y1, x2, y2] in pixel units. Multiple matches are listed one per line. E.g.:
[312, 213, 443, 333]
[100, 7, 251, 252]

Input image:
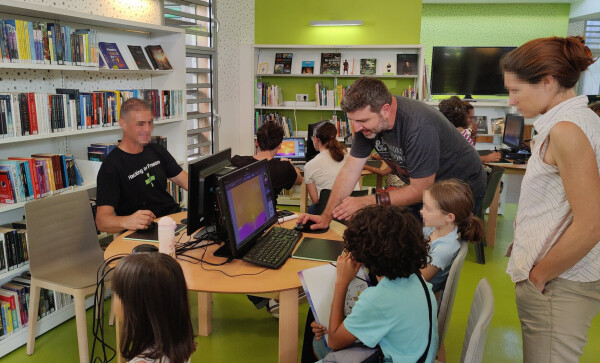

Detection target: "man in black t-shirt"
[299, 77, 486, 228]
[95, 98, 188, 233]
[231, 121, 302, 195]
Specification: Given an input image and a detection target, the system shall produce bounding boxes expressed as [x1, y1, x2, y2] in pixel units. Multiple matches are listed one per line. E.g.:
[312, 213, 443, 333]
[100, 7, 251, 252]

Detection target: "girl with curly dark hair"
[309, 205, 438, 363]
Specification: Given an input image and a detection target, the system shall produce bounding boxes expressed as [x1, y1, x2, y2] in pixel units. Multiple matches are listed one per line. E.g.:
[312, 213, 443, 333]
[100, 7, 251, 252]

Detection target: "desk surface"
[486, 162, 527, 173]
[104, 212, 343, 294]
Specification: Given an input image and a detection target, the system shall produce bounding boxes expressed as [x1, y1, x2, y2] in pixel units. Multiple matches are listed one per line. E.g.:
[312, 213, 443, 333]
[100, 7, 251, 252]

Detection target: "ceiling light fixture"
[310, 20, 363, 27]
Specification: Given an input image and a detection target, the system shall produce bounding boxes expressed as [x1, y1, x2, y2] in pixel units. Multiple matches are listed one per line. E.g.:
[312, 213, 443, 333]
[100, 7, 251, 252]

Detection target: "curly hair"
[438, 96, 468, 128]
[343, 205, 429, 279]
[256, 121, 284, 151]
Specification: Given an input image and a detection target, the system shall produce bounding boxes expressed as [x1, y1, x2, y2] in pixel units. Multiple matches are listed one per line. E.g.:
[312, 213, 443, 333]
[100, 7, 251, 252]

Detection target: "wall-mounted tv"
[431, 46, 516, 98]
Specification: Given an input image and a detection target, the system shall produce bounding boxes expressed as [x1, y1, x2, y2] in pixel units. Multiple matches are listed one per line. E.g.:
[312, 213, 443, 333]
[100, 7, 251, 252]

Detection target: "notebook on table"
[292, 237, 345, 263]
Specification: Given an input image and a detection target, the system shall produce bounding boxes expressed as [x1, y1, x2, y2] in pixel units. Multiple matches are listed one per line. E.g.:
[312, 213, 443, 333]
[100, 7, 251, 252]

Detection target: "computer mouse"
[132, 244, 159, 253]
[294, 220, 329, 234]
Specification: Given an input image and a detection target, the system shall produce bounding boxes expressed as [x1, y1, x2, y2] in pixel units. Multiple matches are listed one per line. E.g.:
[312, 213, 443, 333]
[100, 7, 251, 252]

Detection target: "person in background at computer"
[304, 122, 358, 214]
[113, 253, 196, 363]
[589, 101, 600, 117]
[502, 36, 600, 363]
[95, 98, 188, 234]
[438, 96, 502, 164]
[298, 77, 486, 227]
[231, 121, 302, 195]
[362, 153, 406, 193]
[308, 206, 438, 362]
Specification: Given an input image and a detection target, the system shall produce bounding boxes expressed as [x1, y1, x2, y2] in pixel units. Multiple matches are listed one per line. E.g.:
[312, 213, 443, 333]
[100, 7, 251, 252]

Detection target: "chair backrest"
[479, 166, 505, 218]
[316, 188, 369, 215]
[25, 190, 103, 278]
[461, 278, 495, 363]
[437, 241, 469, 344]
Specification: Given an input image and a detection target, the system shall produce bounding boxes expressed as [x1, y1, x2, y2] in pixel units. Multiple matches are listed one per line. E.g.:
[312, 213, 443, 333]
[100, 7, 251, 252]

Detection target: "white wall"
[570, 0, 600, 22]
[216, 0, 255, 155]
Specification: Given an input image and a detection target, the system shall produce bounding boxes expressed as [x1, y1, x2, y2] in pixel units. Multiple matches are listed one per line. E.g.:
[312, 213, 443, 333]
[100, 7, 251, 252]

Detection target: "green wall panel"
[255, 0, 422, 45]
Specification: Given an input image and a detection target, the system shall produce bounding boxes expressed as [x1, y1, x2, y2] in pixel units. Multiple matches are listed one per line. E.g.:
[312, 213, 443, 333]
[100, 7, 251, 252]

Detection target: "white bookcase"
[0, 0, 186, 356]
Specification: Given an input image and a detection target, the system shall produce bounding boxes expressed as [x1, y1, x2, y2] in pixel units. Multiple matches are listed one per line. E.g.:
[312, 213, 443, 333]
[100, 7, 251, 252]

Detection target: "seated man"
[95, 98, 188, 233]
[231, 121, 303, 195]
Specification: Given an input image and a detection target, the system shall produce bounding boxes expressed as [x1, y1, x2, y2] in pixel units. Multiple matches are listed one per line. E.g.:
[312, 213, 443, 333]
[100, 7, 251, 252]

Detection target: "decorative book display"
[360, 58, 376, 75]
[301, 61, 314, 74]
[298, 264, 371, 345]
[473, 116, 489, 134]
[274, 53, 293, 74]
[127, 45, 153, 70]
[491, 117, 505, 135]
[144, 45, 173, 70]
[320, 53, 341, 75]
[382, 60, 395, 75]
[397, 54, 418, 75]
[98, 42, 128, 70]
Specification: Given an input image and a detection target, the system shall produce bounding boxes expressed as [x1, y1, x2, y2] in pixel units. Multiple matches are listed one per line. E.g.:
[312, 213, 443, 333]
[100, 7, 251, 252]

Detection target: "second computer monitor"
[275, 137, 306, 161]
[502, 114, 525, 152]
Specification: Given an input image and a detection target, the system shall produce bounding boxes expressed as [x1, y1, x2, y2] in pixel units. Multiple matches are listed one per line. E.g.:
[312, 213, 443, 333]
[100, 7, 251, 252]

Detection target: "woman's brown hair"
[500, 36, 595, 88]
[438, 96, 468, 128]
[314, 121, 346, 162]
[426, 179, 484, 242]
[113, 253, 196, 363]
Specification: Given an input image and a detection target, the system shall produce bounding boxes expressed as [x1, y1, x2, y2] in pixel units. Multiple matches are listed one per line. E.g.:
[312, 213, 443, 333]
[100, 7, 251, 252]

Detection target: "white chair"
[461, 278, 495, 363]
[437, 241, 469, 345]
[25, 190, 108, 363]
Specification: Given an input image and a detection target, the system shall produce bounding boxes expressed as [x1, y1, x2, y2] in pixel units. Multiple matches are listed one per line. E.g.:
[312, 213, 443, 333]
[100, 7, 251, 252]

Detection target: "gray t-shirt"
[350, 96, 486, 197]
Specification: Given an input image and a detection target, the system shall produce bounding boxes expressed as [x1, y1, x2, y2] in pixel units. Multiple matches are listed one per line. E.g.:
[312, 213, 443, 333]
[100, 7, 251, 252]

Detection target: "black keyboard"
[243, 227, 302, 269]
[497, 158, 511, 163]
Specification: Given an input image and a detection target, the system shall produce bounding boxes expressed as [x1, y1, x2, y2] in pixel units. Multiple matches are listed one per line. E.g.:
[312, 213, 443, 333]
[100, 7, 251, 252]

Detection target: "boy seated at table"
[309, 205, 438, 362]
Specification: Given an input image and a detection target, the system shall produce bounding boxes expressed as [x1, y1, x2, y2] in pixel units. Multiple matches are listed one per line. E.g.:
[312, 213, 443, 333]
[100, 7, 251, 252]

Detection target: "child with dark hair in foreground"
[113, 253, 196, 363]
[311, 205, 438, 362]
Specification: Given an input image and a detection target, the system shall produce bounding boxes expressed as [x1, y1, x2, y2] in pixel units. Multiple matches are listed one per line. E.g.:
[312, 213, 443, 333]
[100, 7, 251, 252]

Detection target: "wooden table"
[485, 163, 526, 247]
[105, 213, 345, 363]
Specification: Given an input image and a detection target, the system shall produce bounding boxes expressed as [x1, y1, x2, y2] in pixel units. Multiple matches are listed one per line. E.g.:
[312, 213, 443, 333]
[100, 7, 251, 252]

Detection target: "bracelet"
[375, 193, 380, 205]
[378, 191, 391, 206]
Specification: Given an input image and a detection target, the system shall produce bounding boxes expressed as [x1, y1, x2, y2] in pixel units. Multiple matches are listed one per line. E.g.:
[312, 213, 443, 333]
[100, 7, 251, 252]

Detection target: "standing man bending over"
[95, 98, 188, 233]
[300, 77, 486, 228]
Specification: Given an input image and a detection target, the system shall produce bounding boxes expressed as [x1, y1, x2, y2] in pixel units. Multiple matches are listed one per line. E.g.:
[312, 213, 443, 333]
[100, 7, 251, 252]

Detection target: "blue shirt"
[344, 274, 439, 363]
[423, 227, 462, 293]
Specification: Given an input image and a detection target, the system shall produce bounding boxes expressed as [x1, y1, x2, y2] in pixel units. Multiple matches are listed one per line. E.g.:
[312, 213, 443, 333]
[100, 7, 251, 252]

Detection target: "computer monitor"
[274, 137, 306, 161]
[215, 159, 278, 258]
[305, 121, 328, 162]
[502, 114, 525, 152]
[187, 148, 236, 238]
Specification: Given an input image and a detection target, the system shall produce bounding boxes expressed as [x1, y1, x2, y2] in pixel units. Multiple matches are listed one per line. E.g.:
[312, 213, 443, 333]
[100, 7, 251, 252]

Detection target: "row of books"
[0, 272, 73, 339]
[167, 180, 184, 206]
[254, 112, 294, 137]
[0, 18, 98, 67]
[261, 53, 419, 76]
[315, 83, 348, 108]
[332, 114, 352, 138]
[0, 227, 28, 275]
[255, 82, 283, 107]
[0, 89, 183, 139]
[401, 85, 418, 100]
[0, 154, 84, 205]
[98, 42, 172, 71]
[87, 142, 118, 162]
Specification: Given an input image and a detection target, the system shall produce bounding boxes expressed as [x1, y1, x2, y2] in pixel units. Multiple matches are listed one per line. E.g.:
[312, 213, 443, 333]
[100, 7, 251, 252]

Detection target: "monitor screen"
[275, 138, 306, 160]
[217, 159, 277, 256]
[431, 46, 515, 97]
[187, 148, 234, 237]
[502, 114, 524, 152]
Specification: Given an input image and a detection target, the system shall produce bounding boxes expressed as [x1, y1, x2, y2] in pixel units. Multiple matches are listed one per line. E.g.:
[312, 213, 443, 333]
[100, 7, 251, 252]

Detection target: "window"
[164, 0, 218, 159]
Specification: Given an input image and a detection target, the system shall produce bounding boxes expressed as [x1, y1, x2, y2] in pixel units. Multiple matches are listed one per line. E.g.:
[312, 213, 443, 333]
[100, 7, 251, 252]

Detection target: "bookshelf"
[0, 0, 186, 356]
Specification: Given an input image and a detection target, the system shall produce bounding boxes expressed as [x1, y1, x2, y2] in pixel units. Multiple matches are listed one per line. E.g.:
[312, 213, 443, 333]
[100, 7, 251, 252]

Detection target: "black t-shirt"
[96, 143, 183, 217]
[231, 155, 297, 195]
[351, 96, 486, 197]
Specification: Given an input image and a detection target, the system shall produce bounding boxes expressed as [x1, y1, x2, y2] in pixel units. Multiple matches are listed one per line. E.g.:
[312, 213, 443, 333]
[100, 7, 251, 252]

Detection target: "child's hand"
[335, 252, 361, 286]
[311, 321, 328, 340]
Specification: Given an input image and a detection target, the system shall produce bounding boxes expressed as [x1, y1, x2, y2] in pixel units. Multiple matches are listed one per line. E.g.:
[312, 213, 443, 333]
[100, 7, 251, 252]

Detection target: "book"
[144, 45, 172, 70]
[298, 264, 371, 345]
[274, 53, 292, 74]
[301, 61, 314, 74]
[257, 62, 268, 74]
[396, 54, 418, 75]
[473, 116, 489, 134]
[360, 58, 377, 75]
[491, 117, 505, 135]
[127, 45, 153, 70]
[292, 237, 344, 262]
[0, 170, 15, 204]
[382, 60, 395, 75]
[98, 42, 128, 69]
[320, 53, 341, 75]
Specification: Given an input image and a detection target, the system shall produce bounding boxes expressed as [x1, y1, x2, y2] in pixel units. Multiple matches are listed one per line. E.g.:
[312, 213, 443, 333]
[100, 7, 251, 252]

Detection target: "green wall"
[255, 0, 422, 45]
[421, 3, 570, 98]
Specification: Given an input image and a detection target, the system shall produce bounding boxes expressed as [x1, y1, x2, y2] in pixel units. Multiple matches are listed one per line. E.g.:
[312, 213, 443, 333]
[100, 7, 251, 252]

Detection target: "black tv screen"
[431, 46, 516, 97]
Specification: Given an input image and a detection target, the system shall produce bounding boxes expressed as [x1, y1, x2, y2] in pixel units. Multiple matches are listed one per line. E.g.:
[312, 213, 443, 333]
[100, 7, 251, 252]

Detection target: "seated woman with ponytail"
[304, 121, 359, 214]
[420, 179, 484, 294]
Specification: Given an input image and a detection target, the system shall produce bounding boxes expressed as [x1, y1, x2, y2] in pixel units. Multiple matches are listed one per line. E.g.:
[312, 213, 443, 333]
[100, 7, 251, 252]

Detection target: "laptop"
[275, 137, 307, 164]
